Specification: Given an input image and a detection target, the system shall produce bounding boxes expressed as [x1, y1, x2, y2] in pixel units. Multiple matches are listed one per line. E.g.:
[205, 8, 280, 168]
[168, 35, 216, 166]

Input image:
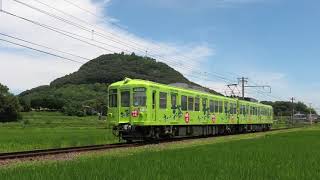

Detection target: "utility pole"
[238, 77, 248, 99]
[237, 77, 271, 100]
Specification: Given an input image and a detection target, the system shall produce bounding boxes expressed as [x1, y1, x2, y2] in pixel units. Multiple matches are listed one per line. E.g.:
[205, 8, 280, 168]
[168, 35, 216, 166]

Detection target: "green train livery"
[107, 78, 273, 141]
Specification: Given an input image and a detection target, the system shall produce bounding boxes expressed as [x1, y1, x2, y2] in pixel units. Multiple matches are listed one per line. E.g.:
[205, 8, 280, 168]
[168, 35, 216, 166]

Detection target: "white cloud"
[0, 0, 215, 93]
[0, 51, 78, 92]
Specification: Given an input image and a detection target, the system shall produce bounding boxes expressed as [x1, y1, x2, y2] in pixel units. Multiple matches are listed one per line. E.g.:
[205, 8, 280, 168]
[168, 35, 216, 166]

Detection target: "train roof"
[109, 78, 272, 108]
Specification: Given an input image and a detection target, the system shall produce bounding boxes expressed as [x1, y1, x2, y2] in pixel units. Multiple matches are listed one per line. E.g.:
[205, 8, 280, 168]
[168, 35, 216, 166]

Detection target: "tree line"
[261, 101, 317, 116]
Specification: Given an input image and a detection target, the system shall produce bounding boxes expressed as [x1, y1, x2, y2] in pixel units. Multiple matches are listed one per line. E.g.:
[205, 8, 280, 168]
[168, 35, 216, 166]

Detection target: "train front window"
[121, 91, 130, 107]
[109, 89, 117, 107]
[133, 88, 146, 107]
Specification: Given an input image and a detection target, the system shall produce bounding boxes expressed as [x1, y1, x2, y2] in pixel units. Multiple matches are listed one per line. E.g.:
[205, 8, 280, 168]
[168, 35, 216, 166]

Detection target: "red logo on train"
[184, 112, 190, 123]
[131, 110, 139, 117]
[211, 115, 216, 123]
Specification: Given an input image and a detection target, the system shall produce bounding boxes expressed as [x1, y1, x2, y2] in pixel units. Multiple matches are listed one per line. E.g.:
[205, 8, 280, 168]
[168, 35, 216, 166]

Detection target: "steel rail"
[0, 143, 143, 160]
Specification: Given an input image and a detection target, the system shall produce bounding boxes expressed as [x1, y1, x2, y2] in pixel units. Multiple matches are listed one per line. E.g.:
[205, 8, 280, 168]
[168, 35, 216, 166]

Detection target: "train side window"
[213, 101, 218, 113]
[188, 97, 194, 111]
[231, 103, 236, 114]
[209, 100, 214, 113]
[159, 92, 167, 109]
[181, 95, 187, 111]
[224, 102, 229, 114]
[121, 91, 130, 107]
[234, 103, 237, 114]
[195, 98, 200, 111]
[171, 94, 177, 108]
[219, 101, 223, 113]
[202, 98, 207, 111]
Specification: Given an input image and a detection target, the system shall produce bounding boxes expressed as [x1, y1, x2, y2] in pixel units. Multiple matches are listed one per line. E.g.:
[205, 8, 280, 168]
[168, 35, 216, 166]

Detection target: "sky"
[0, 0, 320, 110]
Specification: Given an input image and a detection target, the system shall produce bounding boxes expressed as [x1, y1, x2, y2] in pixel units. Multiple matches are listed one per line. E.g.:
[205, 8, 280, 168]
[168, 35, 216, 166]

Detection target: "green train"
[107, 78, 273, 141]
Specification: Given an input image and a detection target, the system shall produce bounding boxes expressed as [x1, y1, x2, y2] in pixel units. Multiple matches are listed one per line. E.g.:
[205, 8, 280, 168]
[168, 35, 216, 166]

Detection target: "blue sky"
[105, 0, 320, 108]
[0, 0, 319, 110]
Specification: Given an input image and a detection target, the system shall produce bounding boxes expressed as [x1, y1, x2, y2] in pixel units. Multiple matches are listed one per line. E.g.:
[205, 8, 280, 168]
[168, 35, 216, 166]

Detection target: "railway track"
[0, 143, 144, 161]
[0, 127, 298, 161]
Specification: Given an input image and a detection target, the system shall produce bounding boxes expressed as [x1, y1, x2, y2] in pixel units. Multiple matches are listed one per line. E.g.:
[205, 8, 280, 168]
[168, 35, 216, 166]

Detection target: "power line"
[56, 0, 237, 84]
[0, 12, 234, 94]
[1, 10, 116, 53]
[34, 0, 294, 103]
[0, 38, 83, 64]
[1, 1, 295, 103]
[0, 32, 90, 62]
[2, 8, 235, 85]
[11, 0, 230, 82]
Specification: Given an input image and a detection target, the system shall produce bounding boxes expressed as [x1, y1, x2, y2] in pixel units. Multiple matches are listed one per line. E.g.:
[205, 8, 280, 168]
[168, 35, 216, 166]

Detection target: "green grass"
[1, 127, 320, 180]
[0, 112, 117, 153]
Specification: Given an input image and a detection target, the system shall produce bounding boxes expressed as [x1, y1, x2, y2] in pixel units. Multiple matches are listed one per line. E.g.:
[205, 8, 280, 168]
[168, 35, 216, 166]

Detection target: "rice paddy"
[0, 112, 117, 153]
[1, 125, 320, 180]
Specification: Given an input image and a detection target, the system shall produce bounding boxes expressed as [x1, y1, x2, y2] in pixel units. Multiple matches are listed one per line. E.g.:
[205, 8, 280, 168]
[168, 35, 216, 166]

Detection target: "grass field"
[0, 112, 117, 153]
[1, 126, 320, 180]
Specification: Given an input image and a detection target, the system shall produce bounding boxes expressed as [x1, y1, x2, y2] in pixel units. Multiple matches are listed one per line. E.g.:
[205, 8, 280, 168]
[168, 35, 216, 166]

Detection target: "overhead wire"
[0, 32, 90, 62]
[55, 0, 296, 103]
[1, 0, 296, 104]
[0, 38, 83, 64]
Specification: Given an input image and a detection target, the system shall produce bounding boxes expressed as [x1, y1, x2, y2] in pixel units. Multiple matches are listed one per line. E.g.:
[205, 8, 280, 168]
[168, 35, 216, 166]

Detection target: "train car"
[107, 78, 273, 141]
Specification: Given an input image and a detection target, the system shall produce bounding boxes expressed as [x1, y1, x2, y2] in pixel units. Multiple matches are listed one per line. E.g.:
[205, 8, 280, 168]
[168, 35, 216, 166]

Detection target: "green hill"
[50, 53, 191, 87]
[19, 53, 219, 116]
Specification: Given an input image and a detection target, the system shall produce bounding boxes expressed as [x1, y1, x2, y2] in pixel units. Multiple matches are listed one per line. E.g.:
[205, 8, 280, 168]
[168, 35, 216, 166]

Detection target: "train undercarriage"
[113, 124, 272, 142]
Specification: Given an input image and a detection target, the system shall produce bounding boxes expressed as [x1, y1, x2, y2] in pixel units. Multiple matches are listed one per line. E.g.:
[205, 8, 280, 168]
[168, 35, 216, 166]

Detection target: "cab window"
[109, 89, 117, 107]
[133, 88, 146, 106]
[160, 92, 167, 109]
[121, 91, 130, 107]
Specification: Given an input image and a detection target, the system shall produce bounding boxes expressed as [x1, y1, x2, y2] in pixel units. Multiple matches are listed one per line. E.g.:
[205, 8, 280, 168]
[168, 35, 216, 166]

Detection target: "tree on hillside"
[0, 83, 21, 122]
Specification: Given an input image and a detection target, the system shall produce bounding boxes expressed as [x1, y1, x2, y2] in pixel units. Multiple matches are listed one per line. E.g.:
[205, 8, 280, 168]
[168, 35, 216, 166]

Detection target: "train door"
[152, 90, 157, 121]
